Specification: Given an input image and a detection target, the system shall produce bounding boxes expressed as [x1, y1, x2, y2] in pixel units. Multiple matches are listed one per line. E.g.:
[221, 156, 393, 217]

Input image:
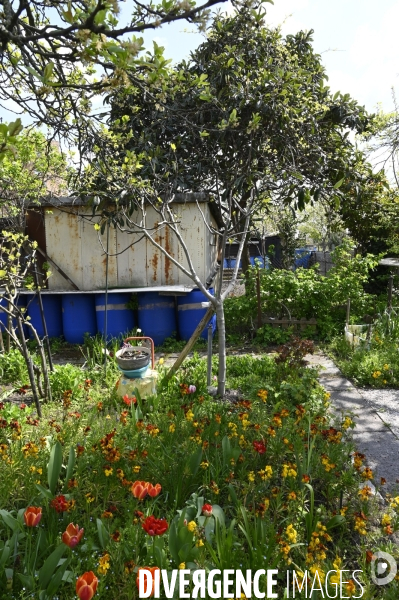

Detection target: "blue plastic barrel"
[95, 293, 135, 339]
[62, 294, 97, 343]
[27, 294, 63, 338]
[229, 258, 240, 268]
[294, 249, 311, 269]
[177, 288, 217, 341]
[0, 295, 27, 336]
[137, 292, 177, 346]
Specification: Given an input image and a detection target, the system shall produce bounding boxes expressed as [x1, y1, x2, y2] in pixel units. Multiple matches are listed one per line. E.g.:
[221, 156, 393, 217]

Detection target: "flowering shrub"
[0, 353, 395, 597]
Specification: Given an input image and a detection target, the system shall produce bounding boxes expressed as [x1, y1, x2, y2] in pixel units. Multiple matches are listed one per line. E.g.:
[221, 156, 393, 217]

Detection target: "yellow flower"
[196, 539, 204, 547]
[85, 493, 95, 503]
[104, 467, 113, 477]
[98, 552, 111, 575]
[133, 465, 141, 473]
[169, 423, 176, 433]
[358, 485, 372, 500]
[257, 389, 268, 402]
[159, 358, 164, 365]
[200, 461, 209, 469]
[187, 521, 197, 533]
[285, 524, 297, 544]
[281, 464, 297, 478]
[383, 364, 390, 370]
[179, 562, 186, 570]
[186, 410, 194, 422]
[381, 513, 391, 526]
[342, 416, 353, 430]
[258, 465, 273, 480]
[248, 471, 255, 483]
[372, 371, 381, 379]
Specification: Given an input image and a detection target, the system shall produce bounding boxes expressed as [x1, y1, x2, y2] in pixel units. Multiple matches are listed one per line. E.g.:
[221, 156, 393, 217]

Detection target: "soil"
[119, 349, 149, 360]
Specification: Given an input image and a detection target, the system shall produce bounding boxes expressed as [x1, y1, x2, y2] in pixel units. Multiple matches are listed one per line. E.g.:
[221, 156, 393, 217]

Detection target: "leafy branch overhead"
[0, 0, 229, 151]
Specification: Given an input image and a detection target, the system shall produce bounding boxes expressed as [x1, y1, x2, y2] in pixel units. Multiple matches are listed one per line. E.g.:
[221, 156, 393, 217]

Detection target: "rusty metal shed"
[25, 193, 220, 292]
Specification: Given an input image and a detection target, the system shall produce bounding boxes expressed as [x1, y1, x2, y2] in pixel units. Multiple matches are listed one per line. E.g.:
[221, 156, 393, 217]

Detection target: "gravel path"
[306, 351, 399, 492]
[357, 388, 399, 440]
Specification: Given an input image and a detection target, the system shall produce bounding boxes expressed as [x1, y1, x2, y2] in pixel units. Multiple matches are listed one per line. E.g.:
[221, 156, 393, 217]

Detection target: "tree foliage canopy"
[0, 0, 227, 152]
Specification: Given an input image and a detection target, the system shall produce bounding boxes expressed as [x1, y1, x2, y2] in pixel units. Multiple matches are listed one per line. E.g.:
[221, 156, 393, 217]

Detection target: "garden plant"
[0, 343, 398, 598]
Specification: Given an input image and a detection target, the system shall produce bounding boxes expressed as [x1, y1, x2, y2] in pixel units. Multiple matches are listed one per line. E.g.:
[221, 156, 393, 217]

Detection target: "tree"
[0, 128, 69, 230]
[81, 4, 371, 395]
[105, 4, 370, 273]
[0, 0, 228, 155]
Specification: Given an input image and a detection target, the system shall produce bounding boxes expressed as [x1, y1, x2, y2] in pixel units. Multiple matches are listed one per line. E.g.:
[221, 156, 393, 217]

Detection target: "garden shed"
[25, 193, 220, 292]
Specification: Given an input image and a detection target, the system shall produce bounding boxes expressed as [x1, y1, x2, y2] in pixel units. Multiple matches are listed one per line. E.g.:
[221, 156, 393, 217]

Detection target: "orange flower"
[136, 567, 160, 597]
[132, 481, 148, 500]
[76, 571, 98, 600]
[147, 483, 162, 498]
[62, 523, 84, 548]
[24, 506, 42, 527]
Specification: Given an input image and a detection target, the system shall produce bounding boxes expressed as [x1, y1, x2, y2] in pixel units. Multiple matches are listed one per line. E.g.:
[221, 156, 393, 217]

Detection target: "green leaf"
[46, 556, 71, 596]
[96, 518, 110, 550]
[333, 177, 344, 189]
[0, 510, 20, 532]
[48, 441, 63, 494]
[38, 544, 66, 589]
[43, 62, 54, 82]
[0, 544, 11, 570]
[35, 483, 53, 500]
[63, 446, 76, 492]
[17, 574, 34, 591]
[188, 447, 202, 476]
[326, 515, 345, 529]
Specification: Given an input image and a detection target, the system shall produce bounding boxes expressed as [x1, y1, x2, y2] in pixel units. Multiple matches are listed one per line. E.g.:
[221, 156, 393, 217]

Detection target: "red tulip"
[24, 506, 42, 527]
[202, 503, 213, 517]
[76, 571, 98, 600]
[62, 523, 84, 548]
[132, 481, 148, 500]
[142, 516, 168, 536]
[136, 567, 160, 597]
[146, 483, 162, 498]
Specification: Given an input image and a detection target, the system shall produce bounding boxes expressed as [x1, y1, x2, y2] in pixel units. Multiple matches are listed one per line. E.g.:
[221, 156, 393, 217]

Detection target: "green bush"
[224, 239, 379, 342]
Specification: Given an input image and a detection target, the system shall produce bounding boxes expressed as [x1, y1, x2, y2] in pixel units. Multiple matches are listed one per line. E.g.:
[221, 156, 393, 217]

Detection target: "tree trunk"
[216, 302, 226, 397]
[17, 316, 42, 418]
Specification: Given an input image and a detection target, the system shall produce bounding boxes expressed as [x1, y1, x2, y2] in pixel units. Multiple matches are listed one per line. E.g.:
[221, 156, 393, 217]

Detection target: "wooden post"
[256, 270, 262, 329]
[346, 298, 351, 328]
[166, 306, 215, 381]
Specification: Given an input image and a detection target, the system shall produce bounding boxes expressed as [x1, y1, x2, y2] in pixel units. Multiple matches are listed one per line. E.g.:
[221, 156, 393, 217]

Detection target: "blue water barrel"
[0, 295, 27, 335]
[137, 292, 177, 346]
[229, 258, 242, 268]
[62, 294, 97, 343]
[177, 288, 217, 341]
[95, 293, 135, 339]
[27, 294, 63, 338]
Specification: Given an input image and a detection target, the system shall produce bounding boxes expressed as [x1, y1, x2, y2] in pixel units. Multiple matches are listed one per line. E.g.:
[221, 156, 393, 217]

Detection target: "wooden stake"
[166, 306, 215, 381]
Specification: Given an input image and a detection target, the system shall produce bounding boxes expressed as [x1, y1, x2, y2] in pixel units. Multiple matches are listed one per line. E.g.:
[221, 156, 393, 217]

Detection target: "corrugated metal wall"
[45, 202, 217, 291]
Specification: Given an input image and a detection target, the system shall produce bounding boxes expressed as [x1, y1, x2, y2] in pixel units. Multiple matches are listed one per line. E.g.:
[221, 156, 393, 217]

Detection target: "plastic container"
[0, 294, 27, 336]
[137, 292, 177, 346]
[62, 294, 97, 344]
[26, 294, 63, 338]
[177, 288, 217, 341]
[95, 293, 135, 339]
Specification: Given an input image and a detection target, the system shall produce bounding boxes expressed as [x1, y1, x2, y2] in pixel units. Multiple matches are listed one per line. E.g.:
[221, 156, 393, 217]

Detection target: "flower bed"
[0, 352, 397, 598]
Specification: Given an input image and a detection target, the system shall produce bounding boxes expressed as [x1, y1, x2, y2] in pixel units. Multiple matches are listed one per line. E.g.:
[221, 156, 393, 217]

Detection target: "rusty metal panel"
[44, 198, 217, 291]
[45, 208, 80, 290]
[116, 228, 147, 287]
[78, 211, 118, 290]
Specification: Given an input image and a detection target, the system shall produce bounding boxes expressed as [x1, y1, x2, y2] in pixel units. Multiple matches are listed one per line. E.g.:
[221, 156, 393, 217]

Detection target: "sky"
[141, 0, 399, 115]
